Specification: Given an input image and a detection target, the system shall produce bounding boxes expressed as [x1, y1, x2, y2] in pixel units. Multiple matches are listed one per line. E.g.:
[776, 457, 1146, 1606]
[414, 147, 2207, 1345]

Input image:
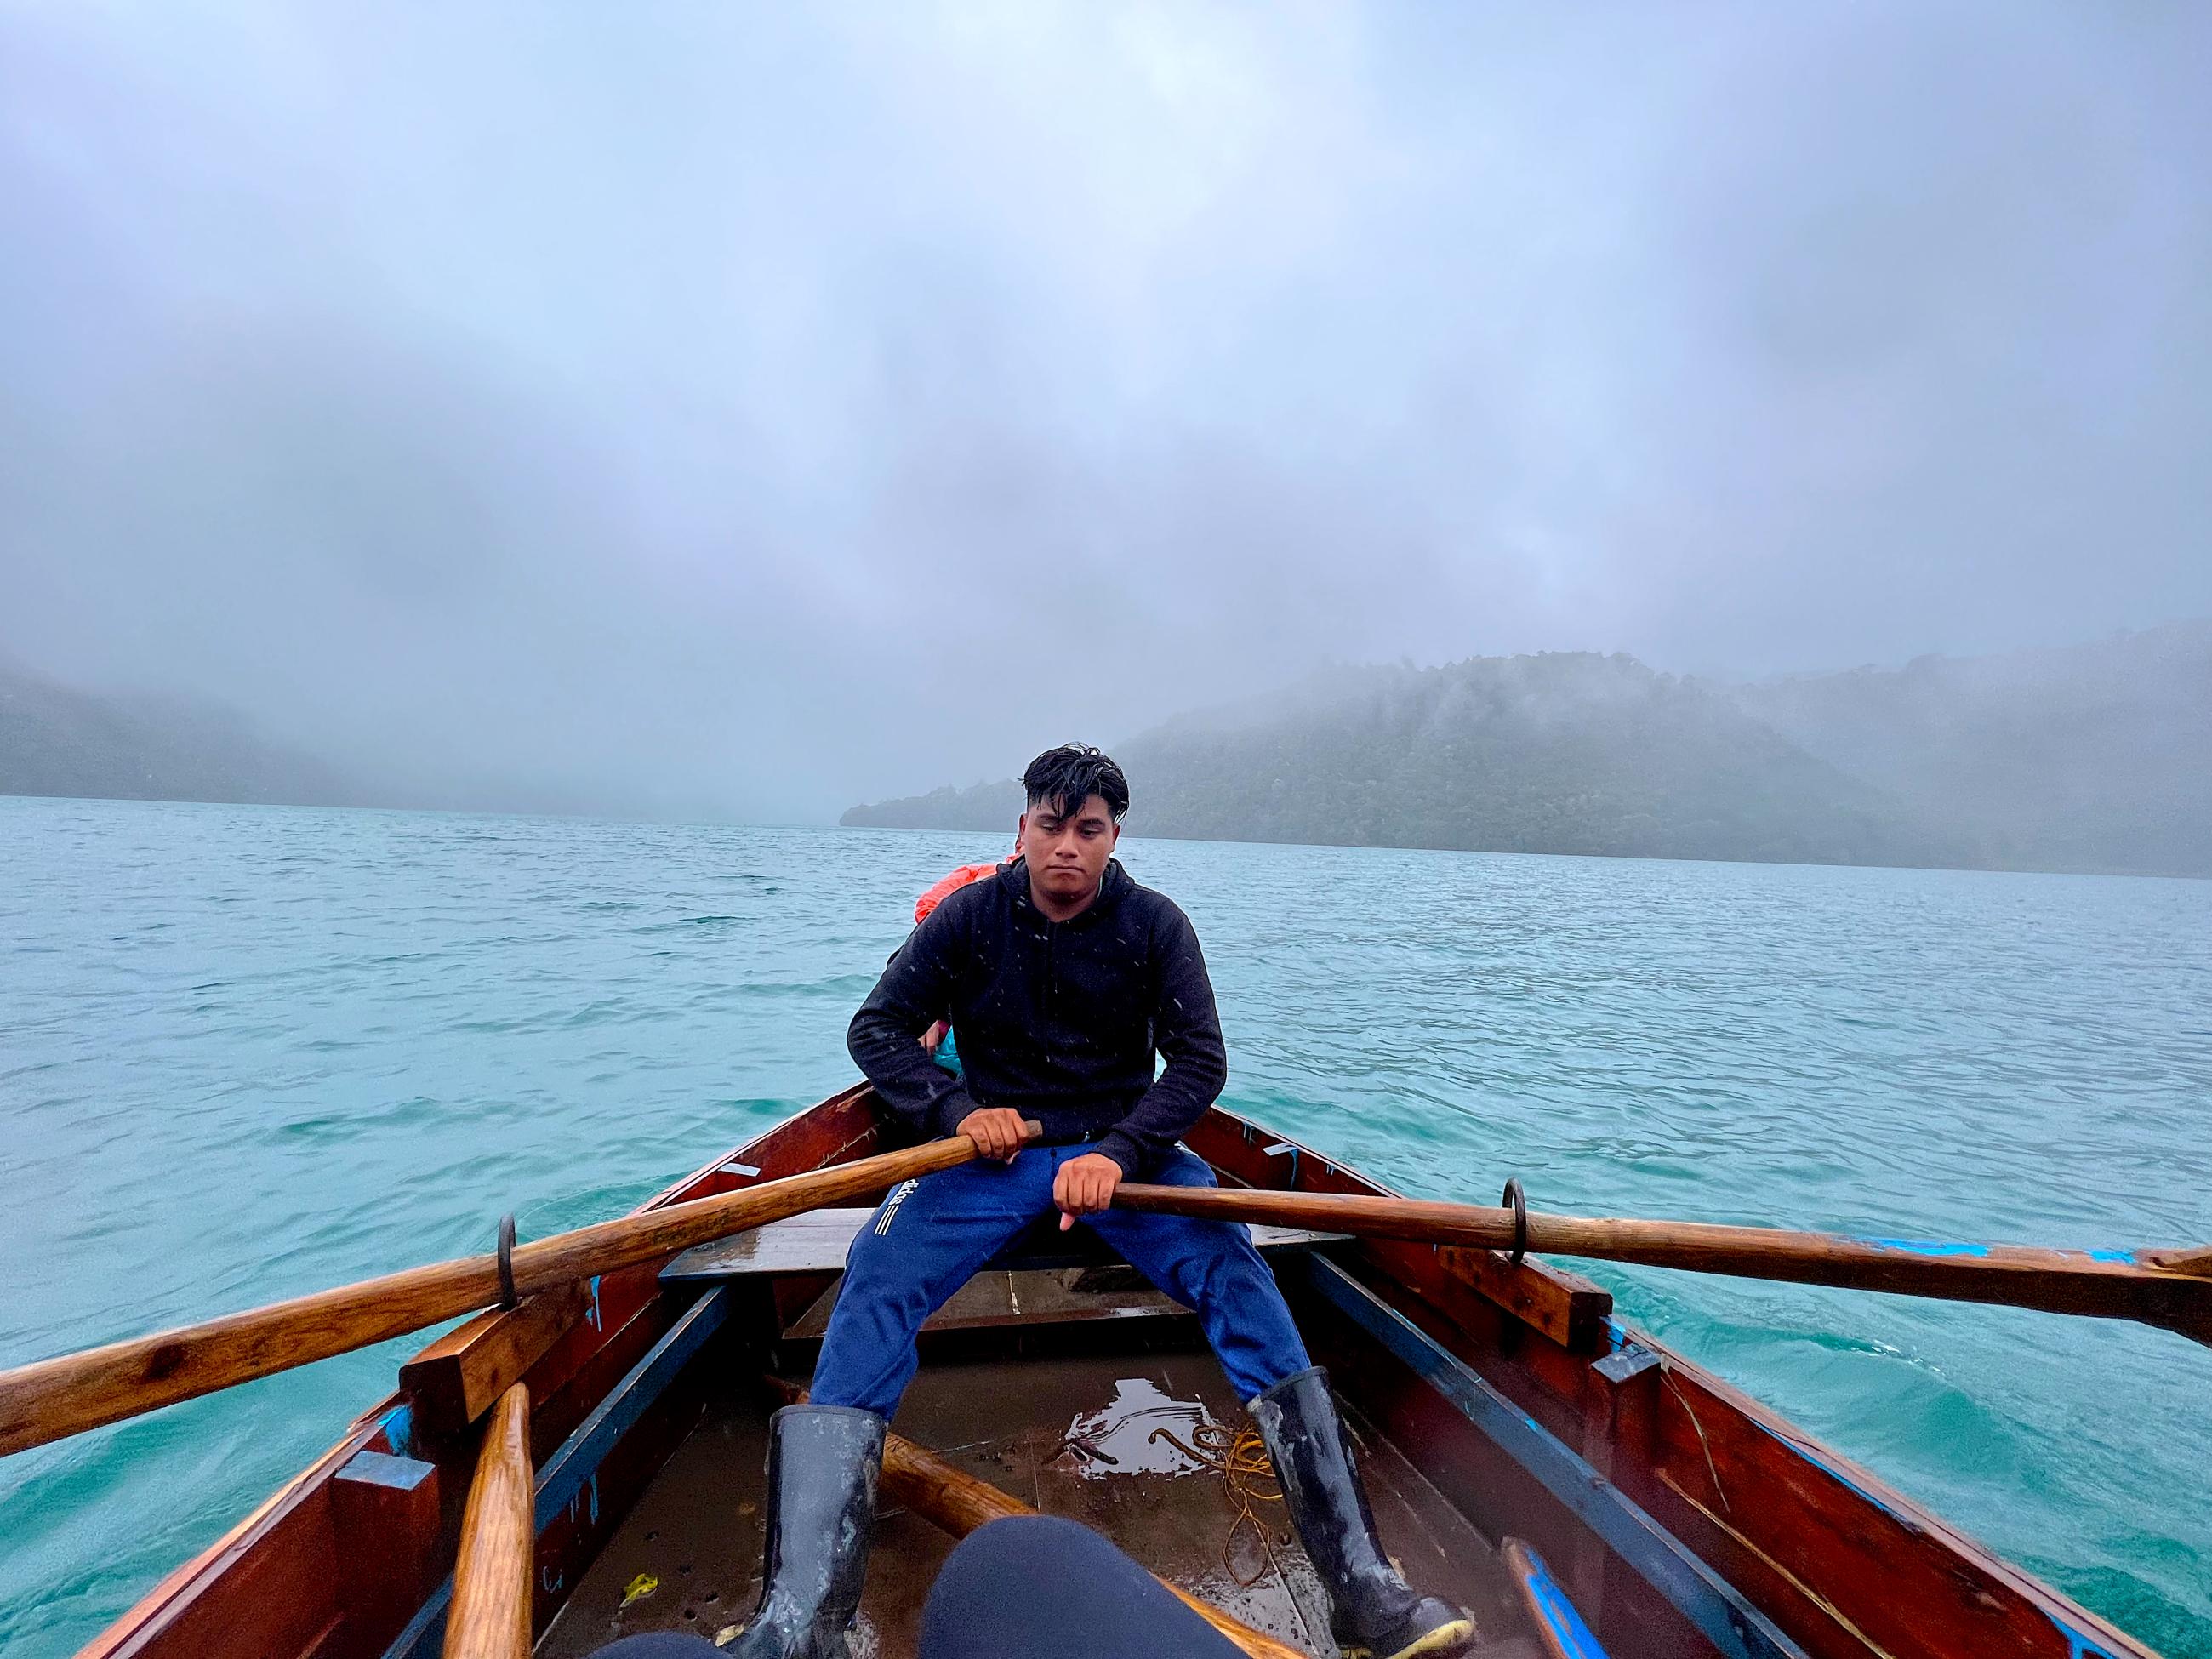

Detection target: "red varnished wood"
[76, 1417, 378, 1659]
[330, 1450, 442, 1649]
[81, 1476, 345, 1659]
[1635, 1350, 2148, 1659]
[400, 1284, 590, 1440]
[1193, 1103, 2156, 1659]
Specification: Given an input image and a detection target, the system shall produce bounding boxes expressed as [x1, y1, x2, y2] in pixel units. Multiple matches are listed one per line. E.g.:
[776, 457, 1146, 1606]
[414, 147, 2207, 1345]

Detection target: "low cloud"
[3, 2, 2206, 819]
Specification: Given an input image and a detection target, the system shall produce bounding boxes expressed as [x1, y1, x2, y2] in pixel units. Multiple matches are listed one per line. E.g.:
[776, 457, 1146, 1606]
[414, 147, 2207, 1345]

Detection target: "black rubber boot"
[724, 1405, 885, 1659]
[1251, 1367, 1477, 1659]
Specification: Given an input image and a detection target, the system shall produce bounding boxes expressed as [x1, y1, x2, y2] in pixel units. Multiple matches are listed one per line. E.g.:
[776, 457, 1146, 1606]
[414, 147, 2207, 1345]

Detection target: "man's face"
[1018, 793, 1120, 904]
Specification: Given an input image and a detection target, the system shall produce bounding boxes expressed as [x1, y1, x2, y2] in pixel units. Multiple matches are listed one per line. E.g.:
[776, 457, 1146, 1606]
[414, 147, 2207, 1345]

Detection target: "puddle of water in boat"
[1060, 1377, 1217, 1478]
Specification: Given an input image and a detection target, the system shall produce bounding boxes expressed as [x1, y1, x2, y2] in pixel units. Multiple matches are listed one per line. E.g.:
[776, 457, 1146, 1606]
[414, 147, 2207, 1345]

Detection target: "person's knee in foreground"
[919, 1515, 1240, 1658]
[727, 744, 1474, 1659]
[584, 1516, 1239, 1659]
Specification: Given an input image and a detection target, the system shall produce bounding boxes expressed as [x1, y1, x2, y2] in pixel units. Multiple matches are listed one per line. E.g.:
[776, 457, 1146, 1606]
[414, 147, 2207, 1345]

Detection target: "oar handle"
[0, 1120, 1041, 1460]
[443, 1382, 533, 1659]
[1113, 1183, 2212, 1345]
[2146, 1245, 2212, 1279]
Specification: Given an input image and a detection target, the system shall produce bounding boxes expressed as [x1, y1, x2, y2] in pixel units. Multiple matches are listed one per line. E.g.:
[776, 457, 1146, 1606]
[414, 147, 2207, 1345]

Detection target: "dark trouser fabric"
[585, 1638, 720, 1657]
[920, 1516, 1242, 1659]
[809, 1144, 1311, 1418]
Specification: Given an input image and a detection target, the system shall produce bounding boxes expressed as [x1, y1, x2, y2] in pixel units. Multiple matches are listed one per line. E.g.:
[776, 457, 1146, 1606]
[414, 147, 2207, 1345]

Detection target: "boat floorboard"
[536, 1346, 1527, 1658]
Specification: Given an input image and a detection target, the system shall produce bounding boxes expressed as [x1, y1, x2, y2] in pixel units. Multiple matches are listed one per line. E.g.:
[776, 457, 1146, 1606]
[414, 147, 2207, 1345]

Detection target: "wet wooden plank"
[1023, 1359, 1325, 1655]
[539, 1343, 1527, 1659]
[662, 1208, 1346, 1283]
[659, 1210, 881, 1280]
[782, 1268, 1189, 1339]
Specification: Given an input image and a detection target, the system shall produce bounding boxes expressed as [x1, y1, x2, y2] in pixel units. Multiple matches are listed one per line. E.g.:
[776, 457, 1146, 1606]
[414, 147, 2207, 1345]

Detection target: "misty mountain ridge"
[8, 625, 2204, 877]
[843, 623, 2212, 878]
[1730, 624, 2211, 878]
[0, 660, 738, 824]
[0, 659, 356, 810]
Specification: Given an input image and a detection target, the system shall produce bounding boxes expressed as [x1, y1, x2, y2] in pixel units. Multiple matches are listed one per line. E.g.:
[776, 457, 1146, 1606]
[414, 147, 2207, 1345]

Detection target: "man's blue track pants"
[808, 1143, 1312, 1419]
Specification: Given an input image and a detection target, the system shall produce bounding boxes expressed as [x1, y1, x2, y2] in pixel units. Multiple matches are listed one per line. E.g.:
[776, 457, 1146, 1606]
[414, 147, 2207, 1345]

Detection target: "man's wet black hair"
[1023, 744, 1130, 823]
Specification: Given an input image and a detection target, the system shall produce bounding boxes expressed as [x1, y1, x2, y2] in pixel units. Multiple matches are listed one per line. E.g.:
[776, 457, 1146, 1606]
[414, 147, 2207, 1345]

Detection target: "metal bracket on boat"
[1501, 1178, 1527, 1266]
[1593, 1344, 1663, 1385]
[497, 1213, 518, 1311]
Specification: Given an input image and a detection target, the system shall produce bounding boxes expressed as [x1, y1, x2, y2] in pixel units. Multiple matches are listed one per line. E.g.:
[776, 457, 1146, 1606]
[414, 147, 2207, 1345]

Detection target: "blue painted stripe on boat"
[1519, 1544, 1612, 1659]
[1296, 1255, 1808, 1659]
[379, 1287, 731, 1659]
[534, 1286, 730, 1531]
[380, 1582, 448, 1659]
[2051, 1610, 2124, 1659]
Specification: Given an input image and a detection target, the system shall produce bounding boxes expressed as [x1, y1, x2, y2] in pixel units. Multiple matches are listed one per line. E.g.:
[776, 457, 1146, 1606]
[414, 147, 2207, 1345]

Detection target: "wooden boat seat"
[658, 1207, 1346, 1284]
[664, 1207, 1351, 1342]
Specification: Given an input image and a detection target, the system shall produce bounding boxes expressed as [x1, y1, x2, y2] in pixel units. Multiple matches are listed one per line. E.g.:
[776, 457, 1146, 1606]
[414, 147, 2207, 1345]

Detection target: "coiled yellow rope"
[1149, 1422, 1286, 1587]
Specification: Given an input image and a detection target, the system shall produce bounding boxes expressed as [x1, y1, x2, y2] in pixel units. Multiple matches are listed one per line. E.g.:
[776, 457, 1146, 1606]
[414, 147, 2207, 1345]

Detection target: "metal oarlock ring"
[497, 1212, 518, 1310]
[1501, 1178, 1527, 1266]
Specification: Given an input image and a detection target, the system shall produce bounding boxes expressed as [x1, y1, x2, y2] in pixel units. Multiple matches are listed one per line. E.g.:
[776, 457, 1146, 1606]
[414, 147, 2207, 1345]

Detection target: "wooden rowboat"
[82, 1085, 2153, 1659]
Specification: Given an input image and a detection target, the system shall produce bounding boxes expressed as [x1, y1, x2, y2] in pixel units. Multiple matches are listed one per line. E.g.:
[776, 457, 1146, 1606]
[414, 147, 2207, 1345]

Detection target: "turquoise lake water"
[1, 795, 2206, 1656]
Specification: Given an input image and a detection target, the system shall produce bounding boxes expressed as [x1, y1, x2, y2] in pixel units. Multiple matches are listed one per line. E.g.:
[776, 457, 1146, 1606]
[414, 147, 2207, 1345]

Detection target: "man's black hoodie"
[846, 858, 1227, 1178]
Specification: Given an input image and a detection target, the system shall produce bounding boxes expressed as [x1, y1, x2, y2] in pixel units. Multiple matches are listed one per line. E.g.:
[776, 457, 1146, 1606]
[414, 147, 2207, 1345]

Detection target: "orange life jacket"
[914, 857, 1008, 923]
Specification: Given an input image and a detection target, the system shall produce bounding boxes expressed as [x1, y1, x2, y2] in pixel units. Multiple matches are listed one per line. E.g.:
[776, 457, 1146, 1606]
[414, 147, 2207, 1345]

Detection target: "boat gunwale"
[79, 1086, 2161, 1659]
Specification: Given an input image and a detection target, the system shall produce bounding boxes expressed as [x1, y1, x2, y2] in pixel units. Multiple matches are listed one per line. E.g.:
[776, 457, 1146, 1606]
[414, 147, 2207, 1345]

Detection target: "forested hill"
[0, 661, 354, 809]
[1728, 623, 2210, 878]
[842, 624, 2212, 876]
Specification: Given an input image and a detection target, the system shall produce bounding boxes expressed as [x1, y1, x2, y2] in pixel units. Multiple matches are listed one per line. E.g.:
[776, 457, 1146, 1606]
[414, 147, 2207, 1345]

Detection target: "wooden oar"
[1111, 1184, 2212, 1344]
[766, 1379, 1303, 1659]
[0, 1125, 1038, 1460]
[443, 1382, 534, 1659]
[2146, 1244, 2212, 1278]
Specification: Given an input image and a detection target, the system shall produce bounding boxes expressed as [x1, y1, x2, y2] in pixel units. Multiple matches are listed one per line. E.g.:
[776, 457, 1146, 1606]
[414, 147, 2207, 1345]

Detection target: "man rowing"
[727, 744, 1474, 1659]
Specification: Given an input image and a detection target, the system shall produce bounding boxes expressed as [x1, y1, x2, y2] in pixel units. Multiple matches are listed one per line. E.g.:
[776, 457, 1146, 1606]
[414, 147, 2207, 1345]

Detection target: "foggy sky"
[3, 2, 2208, 822]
